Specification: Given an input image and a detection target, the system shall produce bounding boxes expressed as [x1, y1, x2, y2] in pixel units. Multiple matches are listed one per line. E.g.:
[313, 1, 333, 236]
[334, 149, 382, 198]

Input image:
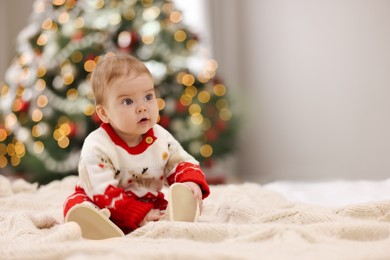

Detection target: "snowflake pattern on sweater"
[64, 123, 210, 233]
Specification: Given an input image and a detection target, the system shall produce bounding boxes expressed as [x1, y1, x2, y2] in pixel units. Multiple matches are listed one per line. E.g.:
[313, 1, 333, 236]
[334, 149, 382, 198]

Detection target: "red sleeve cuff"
[167, 162, 210, 199]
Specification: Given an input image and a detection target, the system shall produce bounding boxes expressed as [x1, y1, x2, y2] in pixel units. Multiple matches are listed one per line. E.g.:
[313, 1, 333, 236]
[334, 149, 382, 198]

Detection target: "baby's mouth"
[139, 117, 148, 123]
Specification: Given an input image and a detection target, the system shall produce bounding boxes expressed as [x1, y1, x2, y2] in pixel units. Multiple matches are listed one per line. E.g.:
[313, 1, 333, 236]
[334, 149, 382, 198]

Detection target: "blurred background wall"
[207, 0, 390, 183]
[2, 0, 390, 183]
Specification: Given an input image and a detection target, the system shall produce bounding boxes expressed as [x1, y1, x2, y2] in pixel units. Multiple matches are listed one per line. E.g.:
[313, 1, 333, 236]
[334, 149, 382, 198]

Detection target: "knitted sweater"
[77, 123, 210, 231]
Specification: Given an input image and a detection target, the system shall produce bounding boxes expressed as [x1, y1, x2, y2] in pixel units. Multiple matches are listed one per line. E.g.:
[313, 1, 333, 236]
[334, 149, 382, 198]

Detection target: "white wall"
[208, 0, 390, 182]
[0, 0, 34, 79]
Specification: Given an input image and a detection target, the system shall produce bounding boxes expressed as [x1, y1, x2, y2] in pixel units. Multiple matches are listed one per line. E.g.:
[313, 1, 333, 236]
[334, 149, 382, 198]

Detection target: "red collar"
[101, 123, 157, 155]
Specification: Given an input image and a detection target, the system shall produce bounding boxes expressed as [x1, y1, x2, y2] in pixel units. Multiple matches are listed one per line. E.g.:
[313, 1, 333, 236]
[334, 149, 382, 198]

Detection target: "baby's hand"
[182, 182, 203, 214]
[139, 209, 164, 227]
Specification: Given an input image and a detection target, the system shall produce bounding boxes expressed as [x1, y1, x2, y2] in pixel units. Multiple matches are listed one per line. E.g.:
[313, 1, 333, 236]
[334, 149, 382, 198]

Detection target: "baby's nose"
[137, 106, 147, 113]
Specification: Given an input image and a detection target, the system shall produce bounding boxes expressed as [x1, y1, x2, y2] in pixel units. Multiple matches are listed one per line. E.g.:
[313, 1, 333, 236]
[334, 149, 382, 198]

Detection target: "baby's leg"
[64, 186, 124, 239]
[63, 186, 93, 217]
[65, 203, 124, 239]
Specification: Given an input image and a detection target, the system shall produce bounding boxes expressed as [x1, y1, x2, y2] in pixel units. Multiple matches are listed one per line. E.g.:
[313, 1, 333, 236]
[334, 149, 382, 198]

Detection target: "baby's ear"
[95, 104, 110, 123]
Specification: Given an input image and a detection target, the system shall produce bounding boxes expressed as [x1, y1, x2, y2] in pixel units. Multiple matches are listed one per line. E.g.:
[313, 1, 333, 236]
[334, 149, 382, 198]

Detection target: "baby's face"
[101, 73, 159, 145]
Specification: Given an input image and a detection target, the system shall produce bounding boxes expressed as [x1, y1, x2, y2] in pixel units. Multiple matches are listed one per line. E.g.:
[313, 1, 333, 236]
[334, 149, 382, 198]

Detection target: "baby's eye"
[122, 98, 133, 105]
[145, 93, 154, 101]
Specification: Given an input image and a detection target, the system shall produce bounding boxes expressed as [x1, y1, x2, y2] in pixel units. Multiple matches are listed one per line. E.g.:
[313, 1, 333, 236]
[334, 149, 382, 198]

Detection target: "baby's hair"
[91, 54, 152, 105]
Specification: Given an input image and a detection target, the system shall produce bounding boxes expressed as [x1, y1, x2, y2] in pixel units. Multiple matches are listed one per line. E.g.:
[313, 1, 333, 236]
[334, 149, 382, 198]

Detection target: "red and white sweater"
[77, 123, 210, 231]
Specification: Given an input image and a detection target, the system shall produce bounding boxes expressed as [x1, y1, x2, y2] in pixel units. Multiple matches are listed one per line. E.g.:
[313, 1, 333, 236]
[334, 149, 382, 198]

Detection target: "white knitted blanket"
[1, 175, 390, 260]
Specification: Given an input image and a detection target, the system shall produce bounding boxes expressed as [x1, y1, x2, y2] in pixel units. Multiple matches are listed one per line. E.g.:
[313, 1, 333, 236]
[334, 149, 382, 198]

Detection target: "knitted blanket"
[1, 175, 390, 260]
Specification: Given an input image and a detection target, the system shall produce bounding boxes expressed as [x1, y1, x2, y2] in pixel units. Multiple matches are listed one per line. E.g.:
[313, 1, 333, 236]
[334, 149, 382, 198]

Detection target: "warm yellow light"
[52, 0, 66, 6]
[213, 84, 226, 96]
[7, 144, 15, 156]
[189, 104, 201, 115]
[198, 91, 211, 103]
[141, 0, 153, 7]
[176, 72, 186, 84]
[185, 86, 197, 97]
[181, 74, 195, 87]
[84, 60, 96, 72]
[60, 123, 71, 136]
[14, 142, 25, 157]
[216, 99, 228, 110]
[32, 125, 43, 137]
[170, 11, 182, 23]
[65, 0, 77, 9]
[12, 99, 23, 112]
[174, 30, 187, 42]
[33, 141, 44, 154]
[36, 66, 47, 78]
[58, 116, 70, 124]
[58, 136, 70, 148]
[95, 0, 105, 9]
[5, 113, 17, 129]
[11, 156, 20, 166]
[191, 114, 203, 125]
[37, 34, 48, 46]
[16, 86, 24, 97]
[41, 18, 53, 30]
[109, 13, 122, 25]
[200, 144, 213, 158]
[186, 39, 198, 50]
[142, 35, 154, 44]
[0, 144, 6, 155]
[74, 17, 85, 28]
[0, 129, 7, 142]
[219, 108, 232, 121]
[37, 95, 48, 108]
[157, 98, 165, 110]
[197, 72, 210, 84]
[32, 109, 43, 122]
[1, 84, 9, 97]
[180, 94, 192, 106]
[143, 6, 161, 21]
[124, 9, 136, 20]
[63, 73, 74, 85]
[206, 59, 218, 71]
[0, 155, 7, 168]
[35, 79, 46, 91]
[53, 129, 62, 141]
[71, 51, 83, 63]
[83, 103, 95, 116]
[162, 3, 174, 14]
[66, 88, 78, 100]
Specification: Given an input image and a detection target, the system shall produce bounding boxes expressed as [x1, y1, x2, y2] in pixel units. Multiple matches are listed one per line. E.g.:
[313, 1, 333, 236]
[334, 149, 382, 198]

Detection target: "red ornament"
[158, 115, 170, 128]
[216, 119, 227, 131]
[68, 122, 77, 137]
[203, 158, 214, 168]
[205, 128, 218, 142]
[129, 31, 139, 50]
[91, 112, 102, 124]
[85, 54, 96, 62]
[175, 101, 186, 113]
[71, 31, 84, 42]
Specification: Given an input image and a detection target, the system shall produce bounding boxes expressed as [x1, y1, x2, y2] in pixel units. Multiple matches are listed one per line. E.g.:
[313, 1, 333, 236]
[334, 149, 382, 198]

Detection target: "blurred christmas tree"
[0, 0, 237, 184]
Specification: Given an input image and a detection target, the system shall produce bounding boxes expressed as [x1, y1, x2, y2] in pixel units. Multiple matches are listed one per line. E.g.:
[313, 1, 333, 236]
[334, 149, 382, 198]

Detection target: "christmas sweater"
[77, 123, 210, 231]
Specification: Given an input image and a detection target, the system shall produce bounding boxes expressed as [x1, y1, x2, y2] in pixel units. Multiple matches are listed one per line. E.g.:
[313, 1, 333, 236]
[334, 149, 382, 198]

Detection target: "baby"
[63, 54, 210, 239]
